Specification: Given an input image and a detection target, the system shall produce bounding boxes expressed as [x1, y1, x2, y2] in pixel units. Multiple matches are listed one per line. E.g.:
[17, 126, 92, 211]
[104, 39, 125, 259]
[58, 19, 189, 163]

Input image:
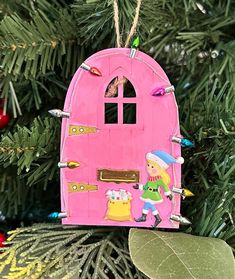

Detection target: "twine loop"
[113, 0, 142, 48]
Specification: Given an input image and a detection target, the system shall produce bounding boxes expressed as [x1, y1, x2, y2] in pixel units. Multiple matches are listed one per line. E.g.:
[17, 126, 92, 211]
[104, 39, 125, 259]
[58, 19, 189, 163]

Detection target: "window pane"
[105, 103, 118, 124]
[123, 103, 136, 124]
[105, 77, 118, 97]
[123, 78, 136, 98]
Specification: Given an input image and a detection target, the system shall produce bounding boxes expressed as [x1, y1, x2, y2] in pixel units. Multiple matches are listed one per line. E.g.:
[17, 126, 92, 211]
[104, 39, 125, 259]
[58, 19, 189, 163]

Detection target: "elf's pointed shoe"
[153, 214, 162, 228]
[135, 213, 147, 222]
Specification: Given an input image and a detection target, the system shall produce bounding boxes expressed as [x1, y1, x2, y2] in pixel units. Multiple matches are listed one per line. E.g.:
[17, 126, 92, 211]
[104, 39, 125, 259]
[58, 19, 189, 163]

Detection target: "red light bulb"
[90, 67, 102, 76]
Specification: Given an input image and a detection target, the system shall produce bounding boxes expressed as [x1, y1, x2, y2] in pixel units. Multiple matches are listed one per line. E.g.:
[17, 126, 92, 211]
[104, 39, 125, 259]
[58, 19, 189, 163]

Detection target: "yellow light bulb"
[182, 188, 194, 197]
[67, 161, 80, 169]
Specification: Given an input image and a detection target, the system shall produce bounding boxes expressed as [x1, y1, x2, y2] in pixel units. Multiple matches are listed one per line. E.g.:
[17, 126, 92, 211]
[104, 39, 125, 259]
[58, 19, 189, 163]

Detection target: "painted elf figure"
[133, 150, 184, 227]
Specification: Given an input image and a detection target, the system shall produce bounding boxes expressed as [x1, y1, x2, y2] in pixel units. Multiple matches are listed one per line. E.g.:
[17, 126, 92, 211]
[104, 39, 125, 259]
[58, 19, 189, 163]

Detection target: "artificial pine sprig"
[0, 0, 79, 80]
[0, 224, 145, 279]
[0, 117, 59, 175]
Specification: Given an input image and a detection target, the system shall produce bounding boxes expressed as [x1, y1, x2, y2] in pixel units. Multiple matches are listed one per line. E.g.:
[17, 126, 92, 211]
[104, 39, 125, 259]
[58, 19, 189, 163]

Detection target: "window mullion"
[118, 75, 124, 98]
[118, 75, 124, 124]
[118, 102, 123, 124]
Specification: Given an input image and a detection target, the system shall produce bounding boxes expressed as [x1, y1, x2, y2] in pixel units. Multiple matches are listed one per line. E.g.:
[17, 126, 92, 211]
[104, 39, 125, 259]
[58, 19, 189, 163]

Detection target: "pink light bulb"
[151, 85, 175, 96]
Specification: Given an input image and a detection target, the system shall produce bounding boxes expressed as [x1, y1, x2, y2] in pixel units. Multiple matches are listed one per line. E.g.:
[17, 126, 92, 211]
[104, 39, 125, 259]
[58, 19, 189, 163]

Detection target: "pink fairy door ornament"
[57, 47, 187, 228]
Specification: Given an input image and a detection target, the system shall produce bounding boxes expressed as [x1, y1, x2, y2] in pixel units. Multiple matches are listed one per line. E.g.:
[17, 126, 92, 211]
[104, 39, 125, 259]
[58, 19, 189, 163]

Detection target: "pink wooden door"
[60, 48, 181, 228]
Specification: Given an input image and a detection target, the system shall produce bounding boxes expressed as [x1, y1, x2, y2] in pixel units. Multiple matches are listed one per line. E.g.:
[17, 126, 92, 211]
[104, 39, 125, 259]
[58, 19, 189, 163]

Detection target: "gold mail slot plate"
[68, 183, 98, 193]
[97, 169, 139, 183]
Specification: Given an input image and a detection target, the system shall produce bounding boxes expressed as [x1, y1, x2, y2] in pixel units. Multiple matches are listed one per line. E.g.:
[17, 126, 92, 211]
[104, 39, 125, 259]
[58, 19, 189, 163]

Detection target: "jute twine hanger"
[113, 0, 142, 48]
[106, 0, 142, 97]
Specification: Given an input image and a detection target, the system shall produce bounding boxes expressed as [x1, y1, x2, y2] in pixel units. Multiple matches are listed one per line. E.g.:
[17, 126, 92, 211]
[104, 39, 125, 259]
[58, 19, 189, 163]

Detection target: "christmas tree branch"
[0, 117, 59, 175]
[0, 0, 80, 80]
[0, 224, 146, 279]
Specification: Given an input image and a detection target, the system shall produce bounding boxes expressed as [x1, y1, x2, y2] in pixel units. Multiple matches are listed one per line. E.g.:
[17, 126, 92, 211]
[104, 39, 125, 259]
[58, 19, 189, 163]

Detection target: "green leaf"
[129, 229, 234, 279]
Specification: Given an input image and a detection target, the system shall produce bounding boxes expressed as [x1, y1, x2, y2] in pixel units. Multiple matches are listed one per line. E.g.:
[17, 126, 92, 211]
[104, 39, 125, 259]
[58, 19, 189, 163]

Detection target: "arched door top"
[85, 48, 170, 83]
[63, 48, 171, 112]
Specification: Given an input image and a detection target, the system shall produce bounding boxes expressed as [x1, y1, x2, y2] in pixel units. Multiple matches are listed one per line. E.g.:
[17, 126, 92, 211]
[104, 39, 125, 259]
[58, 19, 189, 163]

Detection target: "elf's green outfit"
[140, 176, 171, 204]
[134, 175, 172, 227]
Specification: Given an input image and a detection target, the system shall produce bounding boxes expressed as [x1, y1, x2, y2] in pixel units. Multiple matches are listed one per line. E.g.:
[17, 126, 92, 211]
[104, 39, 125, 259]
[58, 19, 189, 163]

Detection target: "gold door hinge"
[68, 183, 98, 193]
[69, 125, 97, 136]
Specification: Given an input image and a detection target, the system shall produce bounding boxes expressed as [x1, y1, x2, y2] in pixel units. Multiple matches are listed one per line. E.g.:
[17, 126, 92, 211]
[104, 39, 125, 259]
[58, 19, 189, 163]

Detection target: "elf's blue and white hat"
[146, 150, 184, 169]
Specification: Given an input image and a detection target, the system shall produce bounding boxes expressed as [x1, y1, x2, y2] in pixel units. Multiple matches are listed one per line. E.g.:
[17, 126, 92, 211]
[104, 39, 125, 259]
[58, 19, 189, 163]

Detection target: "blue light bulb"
[181, 138, 194, 148]
[48, 212, 59, 219]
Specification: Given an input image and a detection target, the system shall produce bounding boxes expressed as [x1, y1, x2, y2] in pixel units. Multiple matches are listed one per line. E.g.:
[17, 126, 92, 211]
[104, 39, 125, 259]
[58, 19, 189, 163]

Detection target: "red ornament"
[0, 108, 10, 129]
[0, 232, 6, 248]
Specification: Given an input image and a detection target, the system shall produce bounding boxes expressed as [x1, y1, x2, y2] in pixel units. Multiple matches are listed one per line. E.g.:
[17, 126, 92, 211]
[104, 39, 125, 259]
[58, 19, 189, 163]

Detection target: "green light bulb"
[131, 36, 140, 48]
